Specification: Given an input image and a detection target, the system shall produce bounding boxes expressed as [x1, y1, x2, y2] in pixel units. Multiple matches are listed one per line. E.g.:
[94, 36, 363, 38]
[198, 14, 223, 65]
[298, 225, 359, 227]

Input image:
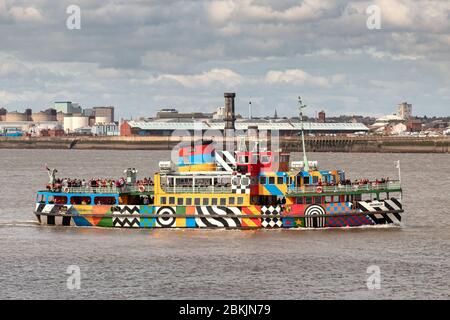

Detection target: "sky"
[0, 0, 449, 119]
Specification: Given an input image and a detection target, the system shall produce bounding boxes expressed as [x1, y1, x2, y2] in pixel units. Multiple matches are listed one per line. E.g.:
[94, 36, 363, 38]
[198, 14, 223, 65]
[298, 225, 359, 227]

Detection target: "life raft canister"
[138, 185, 145, 192]
[316, 186, 323, 193]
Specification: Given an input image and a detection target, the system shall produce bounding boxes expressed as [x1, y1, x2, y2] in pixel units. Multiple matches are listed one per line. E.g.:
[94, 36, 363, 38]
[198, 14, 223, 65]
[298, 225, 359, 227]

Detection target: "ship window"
[303, 176, 310, 184]
[238, 155, 248, 163]
[296, 197, 304, 204]
[70, 196, 90, 205]
[313, 196, 322, 204]
[220, 198, 226, 205]
[261, 155, 270, 164]
[194, 198, 201, 205]
[160, 197, 167, 204]
[186, 198, 192, 206]
[202, 198, 209, 205]
[362, 193, 373, 201]
[94, 196, 116, 205]
[277, 177, 284, 184]
[54, 196, 68, 204]
[169, 197, 175, 205]
[354, 194, 362, 202]
[251, 154, 258, 164]
[259, 176, 267, 184]
[241, 177, 250, 186]
[229, 197, 235, 205]
[268, 177, 275, 184]
[237, 197, 244, 205]
[312, 176, 319, 184]
[211, 198, 218, 206]
[177, 198, 183, 206]
[305, 197, 313, 204]
[37, 194, 45, 203]
[325, 196, 332, 203]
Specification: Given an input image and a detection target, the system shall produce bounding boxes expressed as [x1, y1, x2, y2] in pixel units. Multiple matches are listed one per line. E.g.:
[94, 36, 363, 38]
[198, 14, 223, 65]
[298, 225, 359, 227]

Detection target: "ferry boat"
[34, 97, 404, 229]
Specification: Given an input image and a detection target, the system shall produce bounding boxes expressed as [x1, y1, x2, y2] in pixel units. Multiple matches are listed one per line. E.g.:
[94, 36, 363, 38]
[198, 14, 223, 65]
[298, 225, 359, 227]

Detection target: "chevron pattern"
[112, 205, 140, 228]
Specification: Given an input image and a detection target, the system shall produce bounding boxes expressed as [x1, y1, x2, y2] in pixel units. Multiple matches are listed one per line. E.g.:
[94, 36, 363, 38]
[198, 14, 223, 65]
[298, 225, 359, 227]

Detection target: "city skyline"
[0, 0, 449, 119]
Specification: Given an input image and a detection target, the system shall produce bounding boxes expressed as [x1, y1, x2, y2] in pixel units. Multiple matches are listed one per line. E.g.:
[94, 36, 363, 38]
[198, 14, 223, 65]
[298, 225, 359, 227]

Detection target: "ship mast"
[298, 96, 309, 172]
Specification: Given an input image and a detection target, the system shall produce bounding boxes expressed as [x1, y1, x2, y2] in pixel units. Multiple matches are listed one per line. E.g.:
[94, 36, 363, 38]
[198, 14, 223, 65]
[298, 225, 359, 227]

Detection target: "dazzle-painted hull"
[34, 199, 403, 229]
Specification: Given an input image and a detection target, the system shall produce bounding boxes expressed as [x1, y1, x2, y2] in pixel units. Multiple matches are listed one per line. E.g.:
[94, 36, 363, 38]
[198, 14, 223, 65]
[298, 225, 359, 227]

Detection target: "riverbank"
[0, 136, 449, 153]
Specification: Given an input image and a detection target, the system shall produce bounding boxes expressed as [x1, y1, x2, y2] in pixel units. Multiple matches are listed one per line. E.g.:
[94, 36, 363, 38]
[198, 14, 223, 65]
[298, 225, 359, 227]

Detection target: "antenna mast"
[299, 96, 309, 172]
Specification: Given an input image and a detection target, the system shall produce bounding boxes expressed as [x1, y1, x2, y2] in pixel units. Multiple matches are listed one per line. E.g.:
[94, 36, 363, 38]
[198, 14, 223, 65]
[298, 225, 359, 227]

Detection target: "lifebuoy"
[138, 185, 145, 192]
[316, 186, 323, 193]
[63, 187, 70, 193]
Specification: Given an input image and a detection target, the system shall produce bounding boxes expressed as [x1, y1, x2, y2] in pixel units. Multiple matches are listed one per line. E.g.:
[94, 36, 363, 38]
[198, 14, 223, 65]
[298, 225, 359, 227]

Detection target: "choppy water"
[0, 149, 449, 299]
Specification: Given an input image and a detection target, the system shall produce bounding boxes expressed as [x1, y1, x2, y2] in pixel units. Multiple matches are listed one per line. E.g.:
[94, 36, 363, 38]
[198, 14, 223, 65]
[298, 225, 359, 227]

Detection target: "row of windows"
[259, 176, 292, 185]
[159, 196, 245, 206]
[37, 195, 117, 205]
[296, 193, 377, 204]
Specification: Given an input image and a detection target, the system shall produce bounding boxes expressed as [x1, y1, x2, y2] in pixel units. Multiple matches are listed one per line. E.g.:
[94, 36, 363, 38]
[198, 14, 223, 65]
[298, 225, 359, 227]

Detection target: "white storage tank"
[72, 116, 89, 130]
[63, 115, 73, 132]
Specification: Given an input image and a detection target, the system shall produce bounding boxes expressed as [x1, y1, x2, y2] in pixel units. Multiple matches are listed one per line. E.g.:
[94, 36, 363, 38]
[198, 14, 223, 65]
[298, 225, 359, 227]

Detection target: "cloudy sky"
[0, 0, 449, 119]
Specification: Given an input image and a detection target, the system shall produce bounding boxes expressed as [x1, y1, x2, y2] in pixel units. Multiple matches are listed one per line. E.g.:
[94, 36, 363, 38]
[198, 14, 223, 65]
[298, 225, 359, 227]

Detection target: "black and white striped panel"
[112, 205, 140, 228]
[357, 200, 402, 225]
[195, 206, 242, 228]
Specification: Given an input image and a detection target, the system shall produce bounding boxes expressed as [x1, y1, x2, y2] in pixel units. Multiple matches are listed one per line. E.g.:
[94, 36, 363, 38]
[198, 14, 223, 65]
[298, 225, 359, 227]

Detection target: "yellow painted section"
[178, 163, 216, 172]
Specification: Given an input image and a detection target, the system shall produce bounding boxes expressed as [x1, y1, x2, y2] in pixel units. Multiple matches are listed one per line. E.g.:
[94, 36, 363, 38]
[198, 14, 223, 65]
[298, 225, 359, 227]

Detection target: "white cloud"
[7, 5, 43, 22]
[142, 68, 243, 88]
[265, 69, 344, 88]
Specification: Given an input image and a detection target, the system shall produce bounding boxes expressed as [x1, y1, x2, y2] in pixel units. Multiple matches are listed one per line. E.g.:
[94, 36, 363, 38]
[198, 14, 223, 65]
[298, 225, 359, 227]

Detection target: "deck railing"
[287, 181, 401, 194]
[58, 185, 154, 194]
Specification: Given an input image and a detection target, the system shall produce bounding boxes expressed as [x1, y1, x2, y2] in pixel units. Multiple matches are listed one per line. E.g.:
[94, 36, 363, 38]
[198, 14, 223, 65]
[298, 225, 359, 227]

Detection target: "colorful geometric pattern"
[241, 206, 261, 228]
[325, 202, 353, 214]
[326, 215, 374, 227]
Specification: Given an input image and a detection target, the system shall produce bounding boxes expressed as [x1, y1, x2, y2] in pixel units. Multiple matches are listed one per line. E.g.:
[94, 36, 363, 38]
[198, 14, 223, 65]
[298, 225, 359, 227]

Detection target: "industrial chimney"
[224, 92, 236, 130]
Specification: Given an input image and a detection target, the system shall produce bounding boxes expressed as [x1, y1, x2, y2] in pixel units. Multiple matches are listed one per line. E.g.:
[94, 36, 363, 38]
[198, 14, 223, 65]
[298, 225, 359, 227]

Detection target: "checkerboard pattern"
[325, 202, 353, 214]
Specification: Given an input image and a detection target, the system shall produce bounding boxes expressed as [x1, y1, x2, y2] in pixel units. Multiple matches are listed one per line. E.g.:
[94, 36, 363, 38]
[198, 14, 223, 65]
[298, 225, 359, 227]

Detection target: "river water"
[0, 149, 449, 299]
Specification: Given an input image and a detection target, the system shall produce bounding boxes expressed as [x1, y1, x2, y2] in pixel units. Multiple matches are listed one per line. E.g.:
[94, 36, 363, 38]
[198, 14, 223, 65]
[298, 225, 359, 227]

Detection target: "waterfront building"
[92, 122, 119, 136]
[396, 102, 412, 120]
[93, 106, 114, 123]
[53, 101, 82, 114]
[119, 119, 369, 137]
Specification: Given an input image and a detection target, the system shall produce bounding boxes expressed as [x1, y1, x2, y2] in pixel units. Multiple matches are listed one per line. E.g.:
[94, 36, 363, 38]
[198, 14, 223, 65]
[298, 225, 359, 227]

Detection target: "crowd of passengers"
[317, 177, 390, 187]
[46, 177, 154, 191]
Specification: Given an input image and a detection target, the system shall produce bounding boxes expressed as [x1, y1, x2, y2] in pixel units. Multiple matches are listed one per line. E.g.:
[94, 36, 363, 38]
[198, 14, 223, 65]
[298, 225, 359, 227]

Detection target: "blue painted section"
[36, 191, 118, 205]
[264, 184, 283, 196]
[178, 153, 215, 166]
[72, 216, 92, 227]
[186, 217, 196, 227]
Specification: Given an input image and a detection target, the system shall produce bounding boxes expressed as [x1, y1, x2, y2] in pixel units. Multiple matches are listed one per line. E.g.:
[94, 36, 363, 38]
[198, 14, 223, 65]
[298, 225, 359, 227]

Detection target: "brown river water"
[0, 149, 449, 299]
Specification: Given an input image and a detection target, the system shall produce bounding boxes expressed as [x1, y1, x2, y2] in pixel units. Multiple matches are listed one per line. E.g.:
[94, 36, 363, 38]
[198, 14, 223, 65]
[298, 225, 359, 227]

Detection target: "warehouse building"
[120, 119, 369, 137]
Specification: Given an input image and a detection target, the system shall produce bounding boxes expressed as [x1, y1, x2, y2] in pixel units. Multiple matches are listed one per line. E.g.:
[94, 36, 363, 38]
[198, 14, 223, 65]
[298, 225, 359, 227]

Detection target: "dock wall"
[0, 136, 449, 153]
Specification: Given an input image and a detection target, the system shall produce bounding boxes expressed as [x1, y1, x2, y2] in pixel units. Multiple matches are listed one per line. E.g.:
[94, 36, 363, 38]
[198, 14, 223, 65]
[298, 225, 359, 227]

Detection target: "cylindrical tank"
[71, 116, 89, 130]
[63, 115, 73, 132]
[32, 112, 53, 122]
[5, 112, 28, 122]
